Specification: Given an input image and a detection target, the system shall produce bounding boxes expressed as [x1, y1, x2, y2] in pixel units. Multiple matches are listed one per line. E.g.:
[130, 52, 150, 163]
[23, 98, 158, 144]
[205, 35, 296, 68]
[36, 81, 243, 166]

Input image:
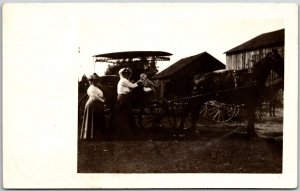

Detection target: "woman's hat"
[119, 68, 132, 76]
[88, 73, 100, 80]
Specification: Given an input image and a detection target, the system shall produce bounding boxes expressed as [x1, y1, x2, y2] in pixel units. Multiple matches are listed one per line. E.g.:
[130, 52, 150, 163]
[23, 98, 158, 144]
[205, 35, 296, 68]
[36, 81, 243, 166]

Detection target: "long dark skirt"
[109, 94, 137, 140]
[80, 98, 105, 141]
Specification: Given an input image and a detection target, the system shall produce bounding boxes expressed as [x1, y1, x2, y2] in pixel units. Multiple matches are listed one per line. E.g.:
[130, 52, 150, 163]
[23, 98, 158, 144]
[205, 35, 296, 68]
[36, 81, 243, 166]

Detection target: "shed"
[153, 52, 225, 98]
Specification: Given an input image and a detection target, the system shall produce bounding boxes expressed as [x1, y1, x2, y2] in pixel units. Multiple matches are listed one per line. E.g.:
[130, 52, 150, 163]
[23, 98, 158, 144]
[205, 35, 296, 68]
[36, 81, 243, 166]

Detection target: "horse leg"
[178, 100, 202, 136]
[246, 105, 258, 137]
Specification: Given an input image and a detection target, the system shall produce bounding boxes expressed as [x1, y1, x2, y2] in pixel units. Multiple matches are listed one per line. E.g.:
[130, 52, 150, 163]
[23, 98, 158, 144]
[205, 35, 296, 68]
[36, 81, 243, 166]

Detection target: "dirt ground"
[77, 108, 283, 173]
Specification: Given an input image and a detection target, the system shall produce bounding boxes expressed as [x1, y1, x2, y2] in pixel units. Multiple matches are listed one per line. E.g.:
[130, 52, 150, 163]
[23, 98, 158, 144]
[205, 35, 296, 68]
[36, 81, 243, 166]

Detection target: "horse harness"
[232, 68, 255, 88]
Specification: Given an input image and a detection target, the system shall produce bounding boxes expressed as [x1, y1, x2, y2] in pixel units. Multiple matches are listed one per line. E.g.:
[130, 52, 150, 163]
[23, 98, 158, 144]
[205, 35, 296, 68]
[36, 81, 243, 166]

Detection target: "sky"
[78, 4, 284, 79]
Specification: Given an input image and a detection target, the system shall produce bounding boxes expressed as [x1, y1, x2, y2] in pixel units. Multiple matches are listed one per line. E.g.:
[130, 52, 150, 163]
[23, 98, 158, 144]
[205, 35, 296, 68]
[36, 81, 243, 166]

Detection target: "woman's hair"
[119, 68, 132, 79]
[88, 79, 96, 86]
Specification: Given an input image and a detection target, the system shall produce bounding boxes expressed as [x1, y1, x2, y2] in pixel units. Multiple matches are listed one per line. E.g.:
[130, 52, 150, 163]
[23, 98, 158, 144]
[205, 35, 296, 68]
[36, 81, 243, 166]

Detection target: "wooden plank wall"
[226, 46, 284, 70]
[226, 46, 284, 105]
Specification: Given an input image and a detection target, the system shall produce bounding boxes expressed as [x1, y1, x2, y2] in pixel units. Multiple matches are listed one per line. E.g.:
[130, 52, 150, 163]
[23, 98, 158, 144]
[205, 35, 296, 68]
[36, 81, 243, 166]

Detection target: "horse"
[179, 50, 284, 137]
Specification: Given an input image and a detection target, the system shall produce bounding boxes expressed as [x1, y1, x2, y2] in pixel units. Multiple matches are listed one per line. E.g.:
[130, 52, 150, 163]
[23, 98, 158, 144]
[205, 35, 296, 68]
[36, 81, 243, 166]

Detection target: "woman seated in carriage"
[138, 73, 158, 100]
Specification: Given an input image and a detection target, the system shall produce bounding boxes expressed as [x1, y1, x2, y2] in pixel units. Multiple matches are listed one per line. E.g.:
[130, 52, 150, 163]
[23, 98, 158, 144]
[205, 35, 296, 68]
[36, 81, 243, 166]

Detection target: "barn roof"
[153, 52, 225, 79]
[225, 29, 284, 54]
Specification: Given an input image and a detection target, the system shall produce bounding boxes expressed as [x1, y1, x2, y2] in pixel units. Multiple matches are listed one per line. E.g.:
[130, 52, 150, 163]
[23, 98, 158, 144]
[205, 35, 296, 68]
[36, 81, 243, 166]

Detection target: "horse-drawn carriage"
[78, 74, 179, 130]
[78, 50, 284, 137]
[78, 51, 181, 131]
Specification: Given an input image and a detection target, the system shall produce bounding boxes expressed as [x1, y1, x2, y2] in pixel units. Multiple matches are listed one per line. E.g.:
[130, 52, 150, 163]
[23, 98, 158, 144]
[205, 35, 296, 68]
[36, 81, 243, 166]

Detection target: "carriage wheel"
[168, 101, 193, 130]
[200, 100, 239, 123]
[168, 101, 184, 129]
[138, 98, 175, 129]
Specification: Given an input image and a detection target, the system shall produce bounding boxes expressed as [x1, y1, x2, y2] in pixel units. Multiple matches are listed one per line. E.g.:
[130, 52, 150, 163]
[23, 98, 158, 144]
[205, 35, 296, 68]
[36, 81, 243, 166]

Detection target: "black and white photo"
[3, 3, 298, 189]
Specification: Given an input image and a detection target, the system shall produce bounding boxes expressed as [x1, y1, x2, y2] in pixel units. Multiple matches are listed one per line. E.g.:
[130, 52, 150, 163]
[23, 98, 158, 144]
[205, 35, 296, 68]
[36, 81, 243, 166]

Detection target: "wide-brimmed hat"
[88, 73, 100, 81]
[119, 68, 132, 76]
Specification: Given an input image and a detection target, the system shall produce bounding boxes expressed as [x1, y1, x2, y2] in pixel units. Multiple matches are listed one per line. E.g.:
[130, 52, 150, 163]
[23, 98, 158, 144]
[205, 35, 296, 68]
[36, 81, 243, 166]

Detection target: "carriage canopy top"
[93, 51, 172, 63]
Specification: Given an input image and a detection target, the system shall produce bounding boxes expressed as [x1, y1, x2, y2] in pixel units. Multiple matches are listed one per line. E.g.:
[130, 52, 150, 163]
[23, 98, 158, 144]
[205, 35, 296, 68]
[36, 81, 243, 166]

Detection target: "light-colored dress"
[80, 85, 105, 141]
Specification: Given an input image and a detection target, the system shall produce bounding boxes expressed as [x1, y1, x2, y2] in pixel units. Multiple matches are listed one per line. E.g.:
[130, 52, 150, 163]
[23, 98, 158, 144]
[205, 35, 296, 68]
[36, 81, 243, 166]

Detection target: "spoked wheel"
[200, 100, 239, 123]
[168, 101, 183, 129]
[138, 98, 175, 129]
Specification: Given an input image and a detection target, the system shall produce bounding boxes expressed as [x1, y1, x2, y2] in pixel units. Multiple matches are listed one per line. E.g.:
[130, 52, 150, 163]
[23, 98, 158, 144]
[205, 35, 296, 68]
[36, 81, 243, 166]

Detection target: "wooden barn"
[224, 28, 284, 105]
[225, 29, 284, 70]
[153, 52, 225, 98]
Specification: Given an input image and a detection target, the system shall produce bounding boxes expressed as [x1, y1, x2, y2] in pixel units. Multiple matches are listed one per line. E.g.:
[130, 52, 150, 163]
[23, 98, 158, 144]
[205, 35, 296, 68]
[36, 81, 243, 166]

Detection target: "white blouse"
[117, 77, 138, 94]
[87, 85, 104, 102]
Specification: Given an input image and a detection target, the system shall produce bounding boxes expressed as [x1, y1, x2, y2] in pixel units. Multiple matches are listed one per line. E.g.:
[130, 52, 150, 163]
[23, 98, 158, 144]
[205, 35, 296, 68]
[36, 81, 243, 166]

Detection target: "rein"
[168, 82, 259, 103]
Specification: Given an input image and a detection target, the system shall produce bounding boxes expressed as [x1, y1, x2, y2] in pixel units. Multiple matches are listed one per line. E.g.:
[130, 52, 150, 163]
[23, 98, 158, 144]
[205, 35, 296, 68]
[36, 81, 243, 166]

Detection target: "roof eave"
[225, 42, 284, 54]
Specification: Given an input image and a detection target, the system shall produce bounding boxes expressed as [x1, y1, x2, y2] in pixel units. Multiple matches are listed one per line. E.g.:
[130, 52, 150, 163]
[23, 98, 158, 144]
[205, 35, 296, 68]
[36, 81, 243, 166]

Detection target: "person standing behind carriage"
[109, 68, 141, 140]
[80, 73, 106, 141]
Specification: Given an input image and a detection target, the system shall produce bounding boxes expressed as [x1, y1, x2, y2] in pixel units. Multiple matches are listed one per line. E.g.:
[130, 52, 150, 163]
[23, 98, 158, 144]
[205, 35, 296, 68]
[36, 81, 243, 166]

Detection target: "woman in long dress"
[80, 73, 105, 141]
[109, 68, 141, 140]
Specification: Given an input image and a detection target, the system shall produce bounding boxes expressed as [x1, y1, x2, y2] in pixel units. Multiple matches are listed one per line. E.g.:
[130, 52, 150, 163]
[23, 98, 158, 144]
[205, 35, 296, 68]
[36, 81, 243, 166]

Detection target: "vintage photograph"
[77, 7, 284, 173]
[3, 3, 297, 189]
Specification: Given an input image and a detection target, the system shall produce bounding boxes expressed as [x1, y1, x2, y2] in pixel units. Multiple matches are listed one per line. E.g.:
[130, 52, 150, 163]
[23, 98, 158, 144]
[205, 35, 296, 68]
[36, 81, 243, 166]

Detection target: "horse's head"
[269, 50, 284, 78]
[252, 50, 284, 84]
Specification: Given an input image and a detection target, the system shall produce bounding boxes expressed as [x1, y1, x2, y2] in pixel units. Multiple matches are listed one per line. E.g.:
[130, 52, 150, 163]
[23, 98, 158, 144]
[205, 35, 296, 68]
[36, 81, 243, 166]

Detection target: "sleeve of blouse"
[122, 80, 138, 88]
[87, 86, 92, 97]
[146, 79, 156, 87]
[95, 88, 104, 102]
